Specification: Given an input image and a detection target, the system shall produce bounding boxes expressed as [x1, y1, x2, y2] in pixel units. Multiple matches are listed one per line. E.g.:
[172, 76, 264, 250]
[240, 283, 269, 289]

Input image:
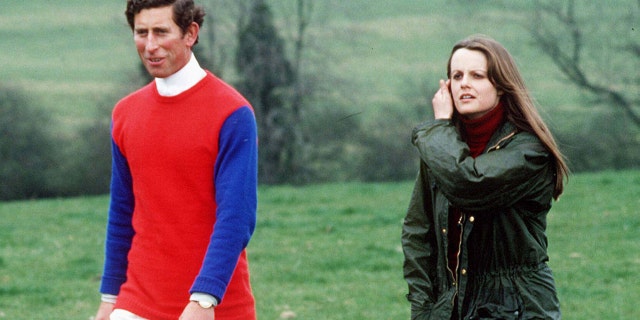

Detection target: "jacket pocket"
[468, 285, 523, 320]
[407, 292, 433, 320]
[407, 289, 456, 320]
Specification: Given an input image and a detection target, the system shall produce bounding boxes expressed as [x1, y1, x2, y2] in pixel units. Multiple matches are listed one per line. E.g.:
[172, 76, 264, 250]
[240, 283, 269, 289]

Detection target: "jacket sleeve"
[402, 162, 438, 320]
[412, 119, 552, 211]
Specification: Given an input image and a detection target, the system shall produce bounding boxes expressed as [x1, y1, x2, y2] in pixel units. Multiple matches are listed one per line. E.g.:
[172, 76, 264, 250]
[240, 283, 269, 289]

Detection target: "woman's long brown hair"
[447, 35, 569, 200]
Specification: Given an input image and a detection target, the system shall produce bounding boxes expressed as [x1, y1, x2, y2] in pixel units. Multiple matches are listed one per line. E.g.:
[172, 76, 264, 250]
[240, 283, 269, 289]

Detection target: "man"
[94, 1, 258, 319]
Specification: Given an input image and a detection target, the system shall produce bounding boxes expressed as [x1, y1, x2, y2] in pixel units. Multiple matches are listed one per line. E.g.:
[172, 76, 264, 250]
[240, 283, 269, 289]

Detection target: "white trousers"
[110, 309, 148, 320]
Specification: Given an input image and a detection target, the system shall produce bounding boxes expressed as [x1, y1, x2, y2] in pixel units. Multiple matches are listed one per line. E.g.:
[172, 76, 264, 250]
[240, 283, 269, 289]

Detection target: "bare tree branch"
[531, 0, 640, 126]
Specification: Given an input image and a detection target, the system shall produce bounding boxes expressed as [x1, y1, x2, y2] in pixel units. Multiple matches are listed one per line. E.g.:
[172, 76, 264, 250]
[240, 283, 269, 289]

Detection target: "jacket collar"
[486, 121, 519, 153]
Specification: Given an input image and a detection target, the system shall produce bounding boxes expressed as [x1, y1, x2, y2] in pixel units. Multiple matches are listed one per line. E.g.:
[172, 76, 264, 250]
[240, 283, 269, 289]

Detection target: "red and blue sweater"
[100, 71, 257, 319]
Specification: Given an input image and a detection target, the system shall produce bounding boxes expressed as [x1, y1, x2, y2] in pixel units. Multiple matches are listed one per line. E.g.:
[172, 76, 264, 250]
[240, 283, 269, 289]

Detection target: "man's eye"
[452, 74, 462, 80]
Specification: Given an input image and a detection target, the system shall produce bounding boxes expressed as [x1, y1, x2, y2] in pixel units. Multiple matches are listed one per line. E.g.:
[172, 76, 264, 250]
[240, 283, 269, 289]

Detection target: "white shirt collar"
[155, 53, 207, 97]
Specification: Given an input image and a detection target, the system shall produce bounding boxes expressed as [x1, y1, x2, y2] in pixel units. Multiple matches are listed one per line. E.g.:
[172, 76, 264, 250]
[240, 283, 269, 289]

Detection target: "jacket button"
[468, 216, 475, 223]
[461, 269, 467, 276]
[442, 228, 447, 234]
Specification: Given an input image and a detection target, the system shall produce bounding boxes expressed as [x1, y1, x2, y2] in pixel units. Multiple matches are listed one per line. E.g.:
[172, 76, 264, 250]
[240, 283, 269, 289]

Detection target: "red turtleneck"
[448, 101, 505, 278]
[461, 101, 505, 157]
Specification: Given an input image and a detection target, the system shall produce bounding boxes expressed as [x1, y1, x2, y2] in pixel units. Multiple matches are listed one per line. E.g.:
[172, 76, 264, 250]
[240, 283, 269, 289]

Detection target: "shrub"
[0, 85, 57, 200]
[557, 109, 640, 172]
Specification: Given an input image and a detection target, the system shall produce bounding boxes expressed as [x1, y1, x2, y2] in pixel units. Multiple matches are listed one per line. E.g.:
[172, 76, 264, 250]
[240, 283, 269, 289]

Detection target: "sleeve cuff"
[101, 294, 118, 304]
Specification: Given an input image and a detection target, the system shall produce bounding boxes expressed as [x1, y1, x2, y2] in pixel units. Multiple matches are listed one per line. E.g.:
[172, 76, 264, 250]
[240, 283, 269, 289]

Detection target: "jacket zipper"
[450, 214, 465, 306]
[486, 130, 517, 153]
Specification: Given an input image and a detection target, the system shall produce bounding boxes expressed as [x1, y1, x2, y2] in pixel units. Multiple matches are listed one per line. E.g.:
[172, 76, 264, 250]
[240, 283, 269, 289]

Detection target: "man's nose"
[145, 34, 159, 52]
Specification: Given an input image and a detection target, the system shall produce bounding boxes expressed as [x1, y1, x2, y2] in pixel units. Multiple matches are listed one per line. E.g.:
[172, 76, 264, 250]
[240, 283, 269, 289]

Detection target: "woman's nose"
[460, 75, 470, 87]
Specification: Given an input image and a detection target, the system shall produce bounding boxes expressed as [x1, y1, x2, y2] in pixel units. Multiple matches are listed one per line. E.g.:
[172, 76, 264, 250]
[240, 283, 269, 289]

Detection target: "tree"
[530, 0, 640, 126]
[0, 86, 57, 200]
[285, 0, 314, 182]
[529, 0, 640, 170]
[235, 0, 297, 184]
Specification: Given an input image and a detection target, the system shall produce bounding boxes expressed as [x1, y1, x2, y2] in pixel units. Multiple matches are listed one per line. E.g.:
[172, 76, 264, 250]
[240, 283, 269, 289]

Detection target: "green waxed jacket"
[402, 119, 561, 320]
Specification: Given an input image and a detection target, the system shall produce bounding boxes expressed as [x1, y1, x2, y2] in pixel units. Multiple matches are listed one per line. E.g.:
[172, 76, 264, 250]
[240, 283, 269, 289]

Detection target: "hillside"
[1, 0, 583, 124]
[1, 0, 637, 190]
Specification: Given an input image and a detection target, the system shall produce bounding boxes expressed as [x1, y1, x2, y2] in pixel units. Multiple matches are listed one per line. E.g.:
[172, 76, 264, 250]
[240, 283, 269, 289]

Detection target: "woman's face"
[449, 48, 502, 119]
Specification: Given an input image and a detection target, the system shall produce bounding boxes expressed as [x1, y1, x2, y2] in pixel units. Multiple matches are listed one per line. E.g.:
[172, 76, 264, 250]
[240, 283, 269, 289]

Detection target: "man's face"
[133, 6, 197, 78]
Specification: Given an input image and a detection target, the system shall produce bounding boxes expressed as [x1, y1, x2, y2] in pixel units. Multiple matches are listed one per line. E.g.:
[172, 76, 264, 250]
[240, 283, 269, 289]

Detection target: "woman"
[402, 35, 569, 320]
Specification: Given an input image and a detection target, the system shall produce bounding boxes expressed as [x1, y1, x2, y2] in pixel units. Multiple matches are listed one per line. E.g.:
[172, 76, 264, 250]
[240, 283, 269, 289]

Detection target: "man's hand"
[179, 301, 215, 320]
[432, 79, 453, 119]
[94, 301, 115, 320]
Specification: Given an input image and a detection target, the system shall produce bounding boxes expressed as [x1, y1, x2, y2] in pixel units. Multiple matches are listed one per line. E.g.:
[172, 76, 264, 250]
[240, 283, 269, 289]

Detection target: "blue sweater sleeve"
[190, 106, 258, 301]
[100, 137, 135, 295]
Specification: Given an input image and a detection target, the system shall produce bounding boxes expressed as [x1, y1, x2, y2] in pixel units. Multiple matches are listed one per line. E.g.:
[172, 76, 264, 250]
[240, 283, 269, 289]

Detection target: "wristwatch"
[190, 292, 218, 309]
[194, 300, 214, 309]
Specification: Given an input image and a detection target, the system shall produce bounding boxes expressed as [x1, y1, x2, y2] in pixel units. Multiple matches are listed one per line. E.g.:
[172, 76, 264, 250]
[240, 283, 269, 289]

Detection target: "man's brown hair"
[125, 0, 205, 45]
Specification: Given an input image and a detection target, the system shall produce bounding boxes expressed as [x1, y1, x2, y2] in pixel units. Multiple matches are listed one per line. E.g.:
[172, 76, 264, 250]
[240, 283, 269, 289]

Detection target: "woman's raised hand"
[431, 79, 453, 120]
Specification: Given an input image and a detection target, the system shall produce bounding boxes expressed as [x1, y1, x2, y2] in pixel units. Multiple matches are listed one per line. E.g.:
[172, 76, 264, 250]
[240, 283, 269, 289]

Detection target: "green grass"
[1, 171, 639, 319]
[547, 171, 640, 318]
[0, 197, 107, 318]
[251, 183, 409, 319]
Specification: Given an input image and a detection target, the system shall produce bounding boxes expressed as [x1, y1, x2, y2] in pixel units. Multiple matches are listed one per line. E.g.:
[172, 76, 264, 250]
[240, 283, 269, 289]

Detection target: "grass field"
[0, 170, 638, 319]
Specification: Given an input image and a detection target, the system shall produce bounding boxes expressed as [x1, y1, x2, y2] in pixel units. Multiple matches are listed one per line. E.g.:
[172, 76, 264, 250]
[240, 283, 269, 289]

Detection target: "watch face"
[198, 301, 213, 309]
